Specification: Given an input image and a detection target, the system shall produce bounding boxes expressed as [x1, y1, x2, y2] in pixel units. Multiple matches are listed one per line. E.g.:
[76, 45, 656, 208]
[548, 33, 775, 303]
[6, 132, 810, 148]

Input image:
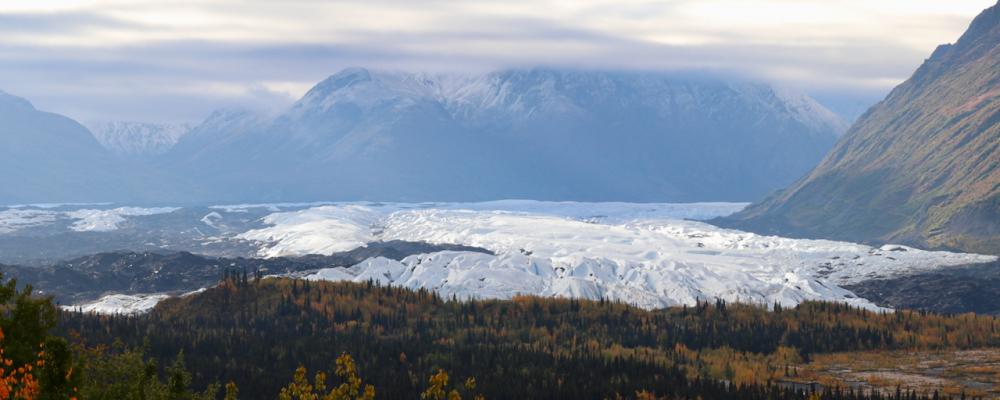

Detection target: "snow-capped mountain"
[89, 121, 192, 156]
[166, 68, 848, 203]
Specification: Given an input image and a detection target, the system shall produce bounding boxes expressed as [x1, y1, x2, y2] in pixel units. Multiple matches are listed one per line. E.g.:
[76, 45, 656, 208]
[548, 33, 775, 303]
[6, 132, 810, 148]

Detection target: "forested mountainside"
[719, 1, 1000, 254]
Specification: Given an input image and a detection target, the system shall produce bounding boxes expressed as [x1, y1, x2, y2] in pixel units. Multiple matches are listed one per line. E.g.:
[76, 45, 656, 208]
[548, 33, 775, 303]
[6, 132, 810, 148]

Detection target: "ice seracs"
[38, 201, 999, 314]
[238, 201, 996, 310]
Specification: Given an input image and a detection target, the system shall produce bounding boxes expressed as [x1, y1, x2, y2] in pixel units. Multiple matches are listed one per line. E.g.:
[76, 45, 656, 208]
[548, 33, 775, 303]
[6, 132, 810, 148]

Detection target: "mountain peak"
[962, 0, 1000, 41]
[311, 67, 375, 94]
[928, 1, 1000, 67]
[0, 90, 36, 112]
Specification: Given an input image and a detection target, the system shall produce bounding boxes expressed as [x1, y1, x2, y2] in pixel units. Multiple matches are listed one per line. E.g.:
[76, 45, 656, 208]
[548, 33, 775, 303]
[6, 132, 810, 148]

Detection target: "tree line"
[47, 275, 997, 399]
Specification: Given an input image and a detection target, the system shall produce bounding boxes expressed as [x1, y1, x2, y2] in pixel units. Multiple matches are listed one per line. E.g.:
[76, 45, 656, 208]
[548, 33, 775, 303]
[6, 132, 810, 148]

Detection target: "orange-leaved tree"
[0, 273, 79, 400]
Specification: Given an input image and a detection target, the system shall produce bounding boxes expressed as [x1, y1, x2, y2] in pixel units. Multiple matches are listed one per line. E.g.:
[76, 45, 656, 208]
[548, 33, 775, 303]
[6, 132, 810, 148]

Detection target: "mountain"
[89, 121, 192, 157]
[0, 91, 130, 203]
[164, 69, 847, 203]
[717, 2, 1000, 254]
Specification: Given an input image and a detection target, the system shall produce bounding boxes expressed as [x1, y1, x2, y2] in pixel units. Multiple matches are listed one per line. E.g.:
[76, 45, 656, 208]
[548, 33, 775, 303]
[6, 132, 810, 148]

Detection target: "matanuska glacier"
[68, 201, 996, 314]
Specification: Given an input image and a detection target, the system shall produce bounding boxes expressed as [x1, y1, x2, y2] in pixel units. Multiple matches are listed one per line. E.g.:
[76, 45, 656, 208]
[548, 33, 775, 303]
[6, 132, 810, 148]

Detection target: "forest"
[3, 272, 999, 399]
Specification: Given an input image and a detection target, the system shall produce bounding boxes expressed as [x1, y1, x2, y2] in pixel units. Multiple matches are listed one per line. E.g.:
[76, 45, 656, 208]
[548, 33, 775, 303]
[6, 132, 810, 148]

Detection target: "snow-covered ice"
[63, 293, 170, 315]
[0, 208, 60, 234]
[238, 204, 383, 256]
[0, 205, 181, 233]
[33, 201, 999, 313]
[237, 201, 997, 310]
[66, 207, 180, 232]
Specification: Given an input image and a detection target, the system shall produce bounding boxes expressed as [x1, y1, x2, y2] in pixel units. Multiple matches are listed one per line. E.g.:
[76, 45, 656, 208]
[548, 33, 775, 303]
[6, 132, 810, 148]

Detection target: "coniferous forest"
[1, 272, 991, 399]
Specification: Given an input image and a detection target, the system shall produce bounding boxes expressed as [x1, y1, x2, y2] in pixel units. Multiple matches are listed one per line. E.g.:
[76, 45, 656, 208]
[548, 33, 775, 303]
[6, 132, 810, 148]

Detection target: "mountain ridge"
[0, 68, 847, 205]
[162, 68, 846, 203]
[717, 1, 1000, 254]
[0, 90, 127, 203]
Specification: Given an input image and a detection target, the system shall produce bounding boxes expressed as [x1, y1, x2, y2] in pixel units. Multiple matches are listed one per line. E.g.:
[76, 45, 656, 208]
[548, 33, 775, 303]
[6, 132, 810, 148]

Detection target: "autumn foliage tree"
[420, 369, 484, 400]
[0, 273, 78, 399]
[278, 353, 375, 400]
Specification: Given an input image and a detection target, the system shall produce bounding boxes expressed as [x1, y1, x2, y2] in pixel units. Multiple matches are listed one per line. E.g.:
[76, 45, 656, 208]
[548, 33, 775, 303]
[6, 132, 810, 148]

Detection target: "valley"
[0, 1, 998, 398]
[1, 201, 994, 316]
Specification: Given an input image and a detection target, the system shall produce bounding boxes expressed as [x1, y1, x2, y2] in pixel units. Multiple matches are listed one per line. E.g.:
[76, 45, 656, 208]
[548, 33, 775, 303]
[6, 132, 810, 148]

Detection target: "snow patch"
[201, 211, 223, 229]
[63, 293, 170, 315]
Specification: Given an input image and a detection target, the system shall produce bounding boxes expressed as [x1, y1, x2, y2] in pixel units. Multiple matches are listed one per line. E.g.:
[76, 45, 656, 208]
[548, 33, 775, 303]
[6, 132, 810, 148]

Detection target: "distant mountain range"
[719, 1, 1000, 254]
[89, 121, 192, 157]
[0, 69, 846, 204]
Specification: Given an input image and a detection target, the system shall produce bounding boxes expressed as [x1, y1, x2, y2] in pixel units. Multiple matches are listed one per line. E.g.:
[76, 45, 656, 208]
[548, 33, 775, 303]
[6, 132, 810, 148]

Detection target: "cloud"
[0, 0, 993, 123]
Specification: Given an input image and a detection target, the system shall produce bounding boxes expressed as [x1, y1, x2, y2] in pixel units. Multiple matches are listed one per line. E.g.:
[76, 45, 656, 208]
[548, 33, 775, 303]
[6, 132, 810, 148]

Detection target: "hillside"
[717, 1, 1000, 254]
[163, 69, 846, 203]
[0, 91, 127, 203]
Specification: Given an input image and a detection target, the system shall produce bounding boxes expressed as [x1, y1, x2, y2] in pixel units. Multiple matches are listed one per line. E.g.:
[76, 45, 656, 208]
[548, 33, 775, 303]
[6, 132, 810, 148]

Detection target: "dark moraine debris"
[0, 240, 492, 305]
[845, 260, 1000, 315]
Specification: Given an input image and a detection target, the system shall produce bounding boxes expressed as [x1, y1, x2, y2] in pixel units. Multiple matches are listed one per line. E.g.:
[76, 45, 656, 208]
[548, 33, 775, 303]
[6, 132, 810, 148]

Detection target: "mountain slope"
[717, 1, 1000, 254]
[0, 91, 127, 203]
[165, 69, 846, 203]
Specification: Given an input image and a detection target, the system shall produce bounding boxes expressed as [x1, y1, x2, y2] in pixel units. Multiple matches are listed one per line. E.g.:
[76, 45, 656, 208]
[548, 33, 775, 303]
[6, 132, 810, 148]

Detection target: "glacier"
[62, 293, 171, 315]
[238, 201, 996, 310]
[66, 207, 181, 232]
[0, 205, 181, 234]
[51, 201, 996, 314]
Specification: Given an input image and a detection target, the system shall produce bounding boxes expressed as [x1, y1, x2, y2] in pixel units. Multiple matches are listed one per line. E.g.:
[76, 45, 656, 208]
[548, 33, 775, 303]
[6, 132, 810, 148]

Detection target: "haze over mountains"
[1, 69, 846, 205]
[0, 91, 127, 203]
[721, 1, 1000, 255]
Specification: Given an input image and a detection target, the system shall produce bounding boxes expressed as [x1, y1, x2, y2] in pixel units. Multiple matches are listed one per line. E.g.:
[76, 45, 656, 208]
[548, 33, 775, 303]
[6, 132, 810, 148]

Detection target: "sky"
[0, 0, 995, 125]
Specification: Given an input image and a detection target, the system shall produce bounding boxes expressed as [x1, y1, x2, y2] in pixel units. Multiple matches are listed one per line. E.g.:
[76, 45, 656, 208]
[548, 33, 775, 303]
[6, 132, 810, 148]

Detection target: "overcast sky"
[0, 0, 995, 124]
